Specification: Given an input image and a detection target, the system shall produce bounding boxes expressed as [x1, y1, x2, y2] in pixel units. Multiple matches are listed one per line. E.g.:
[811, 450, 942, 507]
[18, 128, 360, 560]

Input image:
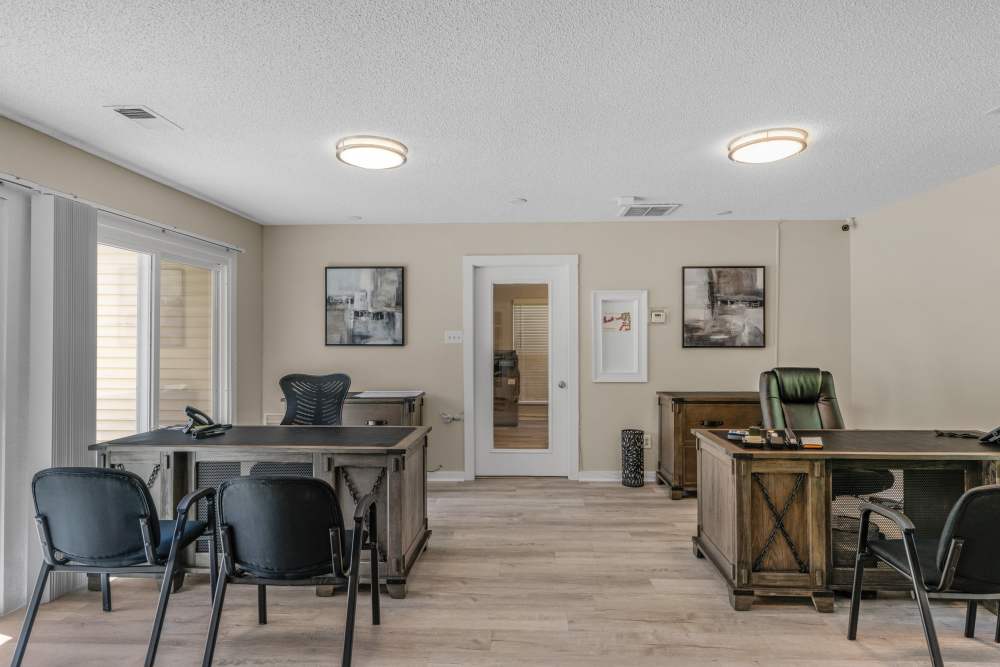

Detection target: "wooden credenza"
[656, 392, 761, 499]
[267, 391, 425, 427]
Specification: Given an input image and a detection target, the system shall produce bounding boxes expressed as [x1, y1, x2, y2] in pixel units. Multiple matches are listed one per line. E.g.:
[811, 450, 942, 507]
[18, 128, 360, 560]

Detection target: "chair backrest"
[32, 467, 160, 567]
[759, 367, 844, 430]
[279, 373, 351, 425]
[937, 484, 1000, 589]
[217, 476, 345, 579]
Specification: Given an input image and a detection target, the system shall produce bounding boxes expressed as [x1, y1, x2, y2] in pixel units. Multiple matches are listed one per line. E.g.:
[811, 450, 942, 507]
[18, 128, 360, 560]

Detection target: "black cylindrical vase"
[621, 429, 645, 488]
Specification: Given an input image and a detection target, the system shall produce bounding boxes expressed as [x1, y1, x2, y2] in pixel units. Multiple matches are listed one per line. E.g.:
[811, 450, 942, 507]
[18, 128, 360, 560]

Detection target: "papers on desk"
[353, 390, 424, 399]
[801, 436, 824, 449]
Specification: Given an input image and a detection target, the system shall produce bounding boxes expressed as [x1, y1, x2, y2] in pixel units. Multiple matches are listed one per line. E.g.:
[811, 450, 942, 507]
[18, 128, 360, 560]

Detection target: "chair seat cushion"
[157, 520, 208, 560]
[869, 536, 1000, 593]
[869, 537, 942, 587]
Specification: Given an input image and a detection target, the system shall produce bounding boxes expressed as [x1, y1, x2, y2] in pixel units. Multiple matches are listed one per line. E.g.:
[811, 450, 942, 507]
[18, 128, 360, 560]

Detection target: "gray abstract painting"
[325, 267, 404, 345]
[683, 267, 764, 348]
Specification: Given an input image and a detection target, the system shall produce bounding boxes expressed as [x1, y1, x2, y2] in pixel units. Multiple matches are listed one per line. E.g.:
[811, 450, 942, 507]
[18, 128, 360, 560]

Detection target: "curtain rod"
[0, 172, 245, 254]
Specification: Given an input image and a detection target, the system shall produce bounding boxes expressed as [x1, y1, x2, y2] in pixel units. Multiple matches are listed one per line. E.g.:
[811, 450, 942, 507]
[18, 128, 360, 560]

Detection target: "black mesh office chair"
[848, 485, 1000, 667]
[12, 467, 217, 667]
[202, 476, 381, 667]
[279, 373, 352, 425]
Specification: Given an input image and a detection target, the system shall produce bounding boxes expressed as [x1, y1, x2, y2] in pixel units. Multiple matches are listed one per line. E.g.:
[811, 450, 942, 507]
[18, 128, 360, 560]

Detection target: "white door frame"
[462, 255, 579, 481]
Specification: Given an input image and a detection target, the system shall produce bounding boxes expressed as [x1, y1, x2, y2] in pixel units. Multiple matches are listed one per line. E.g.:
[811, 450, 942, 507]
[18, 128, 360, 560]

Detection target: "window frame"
[97, 212, 236, 428]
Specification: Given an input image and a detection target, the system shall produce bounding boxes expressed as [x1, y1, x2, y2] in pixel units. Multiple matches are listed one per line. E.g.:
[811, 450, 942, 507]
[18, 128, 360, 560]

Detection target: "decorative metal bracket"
[340, 467, 387, 561]
[752, 472, 808, 573]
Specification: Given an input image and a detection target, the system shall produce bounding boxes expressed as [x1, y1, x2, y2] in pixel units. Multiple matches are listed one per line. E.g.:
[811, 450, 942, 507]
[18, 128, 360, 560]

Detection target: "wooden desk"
[89, 425, 431, 598]
[692, 429, 999, 612]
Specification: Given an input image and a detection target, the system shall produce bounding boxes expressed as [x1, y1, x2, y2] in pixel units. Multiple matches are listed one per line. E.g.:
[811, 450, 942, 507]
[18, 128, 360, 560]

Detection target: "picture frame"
[592, 289, 648, 382]
[682, 266, 765, 348]
[325, 266, 405, 346]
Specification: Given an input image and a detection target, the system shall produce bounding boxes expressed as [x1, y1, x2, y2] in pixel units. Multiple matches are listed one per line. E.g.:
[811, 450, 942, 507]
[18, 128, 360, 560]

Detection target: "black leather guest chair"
[760, 367, 895, 498]
[848, 485, 1000, 667]
[202, 476, 381, 667]
[12, 467, 217, 667]
[279, 372, 352, 425]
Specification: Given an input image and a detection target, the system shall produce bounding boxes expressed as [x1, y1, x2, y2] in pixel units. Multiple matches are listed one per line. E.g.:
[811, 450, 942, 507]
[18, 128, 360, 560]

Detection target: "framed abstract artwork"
[325, 266, 405, 346]
[682, 266, 765, 348]
[592, 290, 648, 382]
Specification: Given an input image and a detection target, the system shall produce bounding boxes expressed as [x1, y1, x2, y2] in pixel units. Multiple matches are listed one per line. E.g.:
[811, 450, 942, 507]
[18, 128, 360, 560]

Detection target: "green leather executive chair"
[759, 367, 895, 498]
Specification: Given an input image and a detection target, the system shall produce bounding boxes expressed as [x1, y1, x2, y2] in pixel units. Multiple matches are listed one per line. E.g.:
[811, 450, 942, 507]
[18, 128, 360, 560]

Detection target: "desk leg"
[386, 580, 407, 599]
[811, 591, 835, 613]
[729, 587, 754, 611]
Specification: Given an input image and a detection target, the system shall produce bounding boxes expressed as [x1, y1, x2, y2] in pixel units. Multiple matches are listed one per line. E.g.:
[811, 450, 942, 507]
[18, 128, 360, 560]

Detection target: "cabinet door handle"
[700, 420, 723, 427]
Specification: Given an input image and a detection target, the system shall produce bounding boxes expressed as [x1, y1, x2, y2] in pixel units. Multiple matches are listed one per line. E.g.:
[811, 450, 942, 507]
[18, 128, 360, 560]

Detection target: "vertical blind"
[512, 303, 549, 403]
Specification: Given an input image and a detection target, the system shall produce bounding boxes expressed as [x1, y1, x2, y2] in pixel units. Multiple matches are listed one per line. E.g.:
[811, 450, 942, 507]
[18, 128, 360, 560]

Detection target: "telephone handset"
[183, 406, 214, 433]
[183, 406, 231, 439]
[981, 426, 1000, 445]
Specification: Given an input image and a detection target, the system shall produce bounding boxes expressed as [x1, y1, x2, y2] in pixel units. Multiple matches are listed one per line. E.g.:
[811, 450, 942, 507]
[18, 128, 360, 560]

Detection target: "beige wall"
[851, 164, 1000, 429]
[263, 220, 851, 472]
[0, 116, 263, 424]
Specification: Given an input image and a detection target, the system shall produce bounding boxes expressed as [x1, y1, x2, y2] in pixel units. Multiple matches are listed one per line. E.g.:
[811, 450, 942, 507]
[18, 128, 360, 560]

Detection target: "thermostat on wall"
[649, 308, 667, 324]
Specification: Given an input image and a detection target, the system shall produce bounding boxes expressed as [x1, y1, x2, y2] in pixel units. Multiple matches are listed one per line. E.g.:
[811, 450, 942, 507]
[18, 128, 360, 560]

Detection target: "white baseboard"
[427, 470, 467, 482]
[577, 470, 657, 483]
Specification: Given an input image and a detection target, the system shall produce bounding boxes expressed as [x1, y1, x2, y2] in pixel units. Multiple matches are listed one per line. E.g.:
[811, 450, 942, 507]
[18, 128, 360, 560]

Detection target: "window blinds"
[512, 303, 549, 403]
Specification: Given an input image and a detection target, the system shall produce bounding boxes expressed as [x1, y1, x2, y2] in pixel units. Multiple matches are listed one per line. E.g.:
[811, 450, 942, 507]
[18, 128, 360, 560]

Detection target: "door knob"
[557, 381, 567, 389]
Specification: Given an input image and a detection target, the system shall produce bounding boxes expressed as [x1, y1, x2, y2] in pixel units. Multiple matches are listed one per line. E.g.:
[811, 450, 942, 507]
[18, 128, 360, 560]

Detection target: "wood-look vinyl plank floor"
[1, 478, 999, 665]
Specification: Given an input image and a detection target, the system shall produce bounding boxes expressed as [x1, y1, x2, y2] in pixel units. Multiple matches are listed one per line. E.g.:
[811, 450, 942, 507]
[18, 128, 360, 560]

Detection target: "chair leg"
[10, 563, 52, 667]
[847, 549, 866, 639]
[369, 506, 380, 626]
[202, 575, 228, 667]
[101, 573, 112, 612]
[145, 561, 178, 667]
[847, 509, 871, 640]
[208, 530, 218, 603]
[965, 601, 977, 638]
[343, 527, 363, 667]
[902, 533, 943, 667]
[257, 585, 267, 625]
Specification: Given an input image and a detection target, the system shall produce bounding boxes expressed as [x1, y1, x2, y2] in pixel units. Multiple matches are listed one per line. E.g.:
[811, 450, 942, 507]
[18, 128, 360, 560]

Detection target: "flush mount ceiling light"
[728, 127, 808, 164]
[335, 135, 407, 170]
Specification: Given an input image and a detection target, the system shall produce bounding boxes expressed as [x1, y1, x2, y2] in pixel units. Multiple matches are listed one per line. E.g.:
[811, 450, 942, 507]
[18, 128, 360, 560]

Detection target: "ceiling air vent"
[617, 197, 681, 218]
[107, 105, 181, 130]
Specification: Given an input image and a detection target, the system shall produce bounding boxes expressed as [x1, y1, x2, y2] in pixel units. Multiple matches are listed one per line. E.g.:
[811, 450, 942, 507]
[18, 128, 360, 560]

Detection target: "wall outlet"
[649, 308, 667, 324]
[643, 433, 652, 448]
[444, 330, 464, 344]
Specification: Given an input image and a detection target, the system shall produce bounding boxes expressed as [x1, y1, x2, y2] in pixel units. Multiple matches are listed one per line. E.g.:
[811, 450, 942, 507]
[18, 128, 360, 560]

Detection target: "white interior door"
[473, 263, 576, 476]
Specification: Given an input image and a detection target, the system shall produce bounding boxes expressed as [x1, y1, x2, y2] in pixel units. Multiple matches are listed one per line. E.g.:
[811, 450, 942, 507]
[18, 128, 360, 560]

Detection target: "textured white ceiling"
[1, 1, 999, 225]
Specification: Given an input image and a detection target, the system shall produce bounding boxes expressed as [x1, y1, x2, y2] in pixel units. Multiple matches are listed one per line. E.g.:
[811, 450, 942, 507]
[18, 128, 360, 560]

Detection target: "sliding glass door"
[95, 214, 233, 439]
[158, 259, 215, 427]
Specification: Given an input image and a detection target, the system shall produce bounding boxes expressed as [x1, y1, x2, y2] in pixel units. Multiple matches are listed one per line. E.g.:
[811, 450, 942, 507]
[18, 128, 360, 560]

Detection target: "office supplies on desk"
[979, 426, 1000, 444]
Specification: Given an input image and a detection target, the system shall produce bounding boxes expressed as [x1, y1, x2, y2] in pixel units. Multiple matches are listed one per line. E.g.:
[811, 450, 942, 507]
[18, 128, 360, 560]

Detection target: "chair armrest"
[860, 500, 915, 532]
[175, 486, 217, 519]
[353, 491, 378, 523]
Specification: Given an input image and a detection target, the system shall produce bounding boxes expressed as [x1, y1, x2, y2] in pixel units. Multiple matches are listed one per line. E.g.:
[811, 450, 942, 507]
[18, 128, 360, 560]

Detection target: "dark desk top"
[693, 429, 1000, 461]
[90, 425, 430, 454]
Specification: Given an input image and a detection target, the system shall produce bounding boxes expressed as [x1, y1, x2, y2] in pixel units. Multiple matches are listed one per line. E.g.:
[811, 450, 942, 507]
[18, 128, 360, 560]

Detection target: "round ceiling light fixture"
[728, 127, 808, 164]
[335, 135, 407, 170]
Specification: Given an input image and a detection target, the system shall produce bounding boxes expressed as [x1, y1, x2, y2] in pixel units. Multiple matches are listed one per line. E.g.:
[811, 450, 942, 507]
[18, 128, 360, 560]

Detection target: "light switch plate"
[444, 330, 464, 344]
[649, 308, 667, 324]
